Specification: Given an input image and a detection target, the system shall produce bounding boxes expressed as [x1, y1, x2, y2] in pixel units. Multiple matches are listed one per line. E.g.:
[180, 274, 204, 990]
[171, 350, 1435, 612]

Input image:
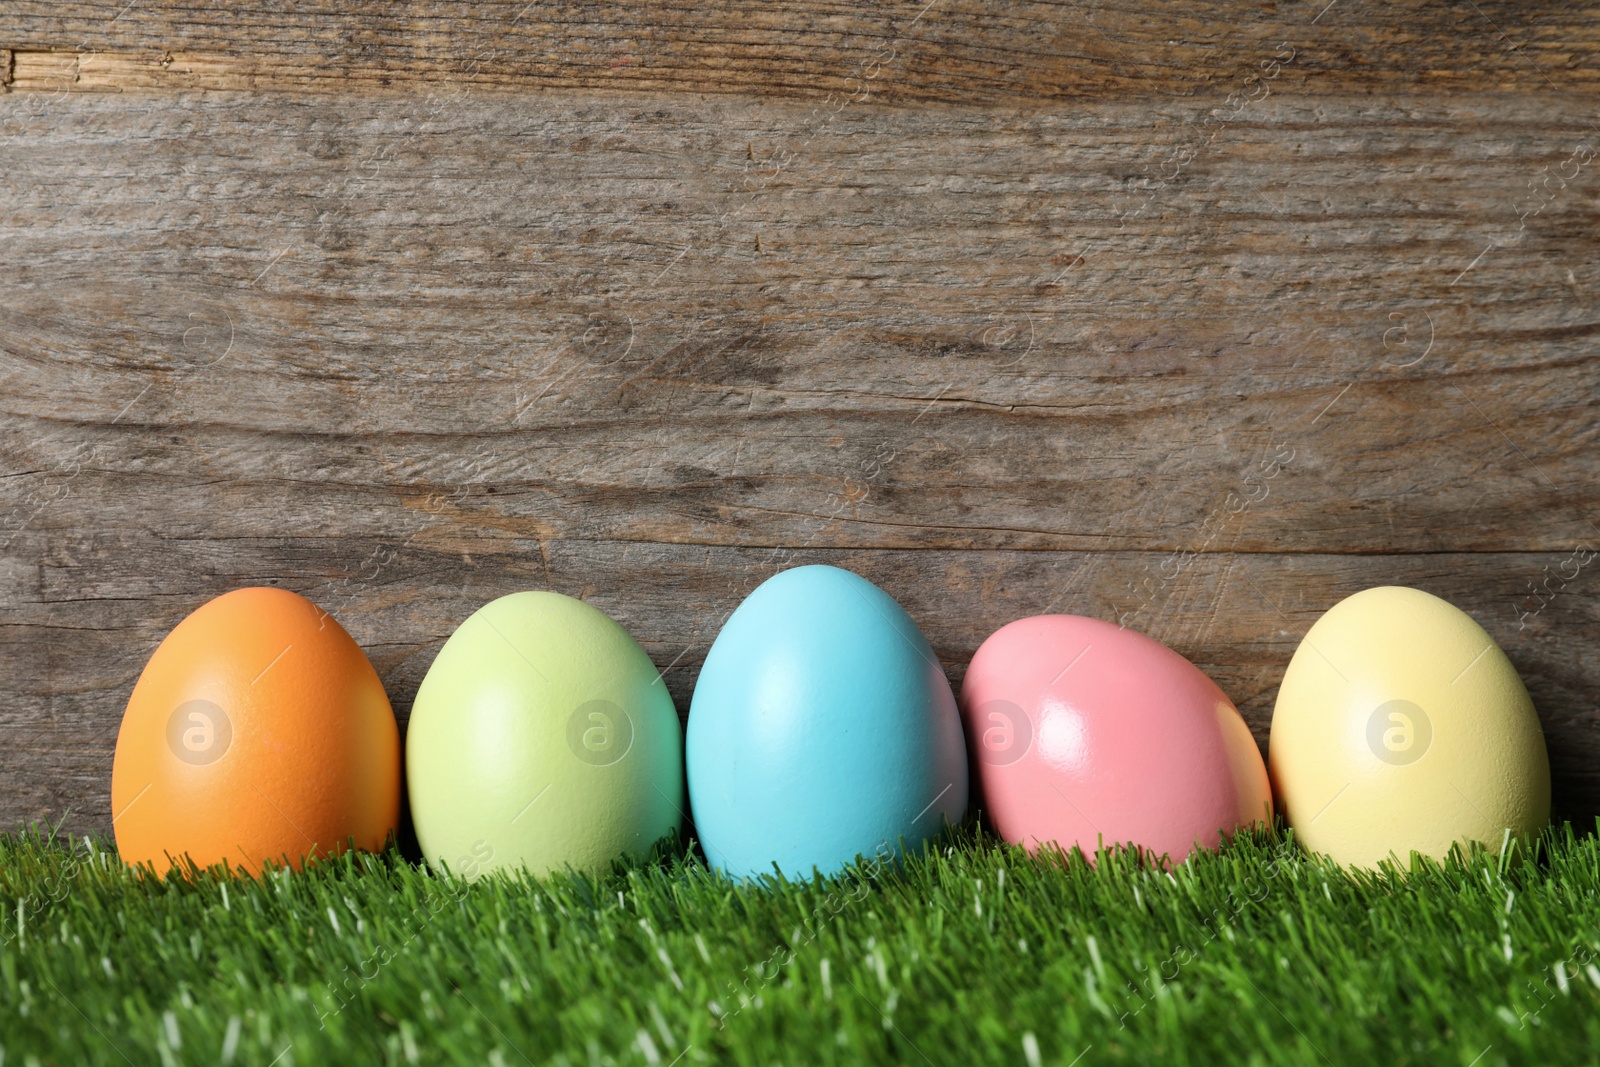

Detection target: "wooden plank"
[2, 77, 1597, 832]
[2, 91, 1595, 553]
[4, 544, 1597, 831]
[4, 2, 1599, 101]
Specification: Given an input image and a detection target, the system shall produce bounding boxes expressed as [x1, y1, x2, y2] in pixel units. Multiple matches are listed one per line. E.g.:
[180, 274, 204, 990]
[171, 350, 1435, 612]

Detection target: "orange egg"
[111, 587, 400, 876]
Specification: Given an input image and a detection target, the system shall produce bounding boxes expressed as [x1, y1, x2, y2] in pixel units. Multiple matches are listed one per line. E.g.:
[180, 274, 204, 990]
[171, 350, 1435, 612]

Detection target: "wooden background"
[3, 1, 1598, 836]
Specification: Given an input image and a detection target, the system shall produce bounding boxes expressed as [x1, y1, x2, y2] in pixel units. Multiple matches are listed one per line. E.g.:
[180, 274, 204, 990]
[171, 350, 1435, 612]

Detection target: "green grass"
[3, 825, 1600, 1066]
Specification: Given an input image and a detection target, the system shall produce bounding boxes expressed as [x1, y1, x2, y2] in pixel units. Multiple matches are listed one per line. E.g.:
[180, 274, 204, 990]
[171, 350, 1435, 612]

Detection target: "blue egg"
[686, 565, 968, 879]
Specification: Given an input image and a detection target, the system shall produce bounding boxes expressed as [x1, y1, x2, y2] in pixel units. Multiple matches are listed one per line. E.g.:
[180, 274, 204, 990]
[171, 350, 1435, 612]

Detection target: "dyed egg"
[961, 615, 1271, 865]
[1269, 586, 1549, 868]
[406, 592, 683, 879]
[111, 587, 401, 876]
[686, 565, 968, 879]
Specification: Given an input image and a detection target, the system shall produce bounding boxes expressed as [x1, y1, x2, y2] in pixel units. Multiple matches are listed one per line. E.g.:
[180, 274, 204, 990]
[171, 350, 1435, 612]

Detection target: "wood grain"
[4, 1, 1600, 102]
[5, 543, 1598, 829]
[2, 9, 1599, 836]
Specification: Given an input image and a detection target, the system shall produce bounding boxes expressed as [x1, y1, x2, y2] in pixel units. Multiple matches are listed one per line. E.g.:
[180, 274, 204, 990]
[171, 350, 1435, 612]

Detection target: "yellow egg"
[1268, 586, 1549, 868]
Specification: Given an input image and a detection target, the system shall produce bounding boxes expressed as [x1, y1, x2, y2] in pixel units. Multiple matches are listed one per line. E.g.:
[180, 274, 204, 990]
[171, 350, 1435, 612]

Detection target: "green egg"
[406, 592, 683, 878]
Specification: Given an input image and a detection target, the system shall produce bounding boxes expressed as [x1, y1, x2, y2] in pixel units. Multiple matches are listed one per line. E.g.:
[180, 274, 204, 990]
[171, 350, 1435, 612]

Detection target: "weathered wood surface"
[6, 1, 1600, 100]
[2, 3, 1598, 835]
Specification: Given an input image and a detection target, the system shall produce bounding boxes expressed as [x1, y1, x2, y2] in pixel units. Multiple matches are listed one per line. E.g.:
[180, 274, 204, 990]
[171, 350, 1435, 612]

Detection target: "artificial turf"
[2, 824, 1599, 1066]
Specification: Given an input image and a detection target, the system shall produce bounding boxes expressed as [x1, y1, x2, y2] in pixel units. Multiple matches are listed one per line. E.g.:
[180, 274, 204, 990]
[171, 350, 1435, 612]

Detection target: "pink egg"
[961, 615, 1272, 865]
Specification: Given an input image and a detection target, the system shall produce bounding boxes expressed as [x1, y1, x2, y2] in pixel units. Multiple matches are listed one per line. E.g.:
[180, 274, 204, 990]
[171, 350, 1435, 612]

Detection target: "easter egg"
[961, 615, 1272, 865]
[111, 587, 401, 876]
[686, 565, 968, 879]
[1268, 586, 1549, 868]
[406, 592, 683, 879]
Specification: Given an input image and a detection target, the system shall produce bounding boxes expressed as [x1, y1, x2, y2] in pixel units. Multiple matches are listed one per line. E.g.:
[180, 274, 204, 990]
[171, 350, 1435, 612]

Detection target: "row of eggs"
[110, 566, 1550, 879]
